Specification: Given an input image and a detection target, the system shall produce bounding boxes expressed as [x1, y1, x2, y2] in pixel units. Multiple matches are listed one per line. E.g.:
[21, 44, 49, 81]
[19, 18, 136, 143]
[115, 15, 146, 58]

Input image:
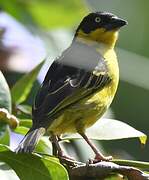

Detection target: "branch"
[64, 161, 149, 180]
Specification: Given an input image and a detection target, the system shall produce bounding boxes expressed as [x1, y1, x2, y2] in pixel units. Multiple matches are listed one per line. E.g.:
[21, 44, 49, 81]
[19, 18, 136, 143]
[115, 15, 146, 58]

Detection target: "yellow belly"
[48, 49, 119, 135]
[48, 80, 118, 135]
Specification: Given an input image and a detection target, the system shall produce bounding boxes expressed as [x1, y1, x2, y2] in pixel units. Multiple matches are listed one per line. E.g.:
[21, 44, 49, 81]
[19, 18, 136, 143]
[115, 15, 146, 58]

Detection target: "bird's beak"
[105, 17, 128, 30]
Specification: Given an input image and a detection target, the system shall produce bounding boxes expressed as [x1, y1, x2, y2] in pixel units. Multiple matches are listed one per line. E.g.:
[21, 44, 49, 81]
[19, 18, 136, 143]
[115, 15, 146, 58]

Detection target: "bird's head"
[75, 12, 127, 48]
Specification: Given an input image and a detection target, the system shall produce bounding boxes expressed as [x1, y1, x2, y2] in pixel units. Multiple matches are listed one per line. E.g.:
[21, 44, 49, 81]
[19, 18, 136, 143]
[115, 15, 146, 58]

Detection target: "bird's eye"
[95, 17, 101, 23]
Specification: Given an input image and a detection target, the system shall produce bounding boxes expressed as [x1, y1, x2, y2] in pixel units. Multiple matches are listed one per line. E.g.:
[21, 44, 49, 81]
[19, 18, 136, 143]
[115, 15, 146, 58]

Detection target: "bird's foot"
[59, 155, 77, 167]
[87, 154, 112, 164]
[58, 152, 77, 167]
[94, 154, 112, 163]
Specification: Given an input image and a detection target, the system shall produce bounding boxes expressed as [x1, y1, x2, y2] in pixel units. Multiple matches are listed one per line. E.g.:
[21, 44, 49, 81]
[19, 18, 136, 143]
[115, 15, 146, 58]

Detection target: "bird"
[15, 12, 127, 162]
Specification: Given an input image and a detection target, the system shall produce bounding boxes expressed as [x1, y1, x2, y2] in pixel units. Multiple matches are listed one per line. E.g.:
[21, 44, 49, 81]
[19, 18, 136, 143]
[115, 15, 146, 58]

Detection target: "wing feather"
[32, 43, 111, 127]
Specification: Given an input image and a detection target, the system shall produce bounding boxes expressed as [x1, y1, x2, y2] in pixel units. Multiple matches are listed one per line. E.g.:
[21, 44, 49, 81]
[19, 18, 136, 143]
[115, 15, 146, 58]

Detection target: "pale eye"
[95, 17, 101, 23]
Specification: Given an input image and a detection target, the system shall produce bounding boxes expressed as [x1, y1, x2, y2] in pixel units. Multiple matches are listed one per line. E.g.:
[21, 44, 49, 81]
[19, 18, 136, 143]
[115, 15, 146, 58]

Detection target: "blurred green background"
[0, 0, 148, 162]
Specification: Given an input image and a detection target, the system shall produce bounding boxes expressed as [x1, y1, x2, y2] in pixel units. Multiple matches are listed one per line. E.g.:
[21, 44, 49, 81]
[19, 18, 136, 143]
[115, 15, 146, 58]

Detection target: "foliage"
[0, 72, 11, 113]
[0, 145, 68, 180]
[0, 0, 88, 29]
[63, 118, 147, 144]
[11, 61, 44, 104]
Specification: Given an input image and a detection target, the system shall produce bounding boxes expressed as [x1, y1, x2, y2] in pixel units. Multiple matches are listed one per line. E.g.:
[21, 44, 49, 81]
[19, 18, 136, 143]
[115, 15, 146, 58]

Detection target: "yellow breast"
[48, 47, 119, 135]
[82, 48, 119, 128]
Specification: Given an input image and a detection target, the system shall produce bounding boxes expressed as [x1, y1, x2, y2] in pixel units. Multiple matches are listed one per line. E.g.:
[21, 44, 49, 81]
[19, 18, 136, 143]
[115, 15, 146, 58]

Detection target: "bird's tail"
[15, 127, 46, 153]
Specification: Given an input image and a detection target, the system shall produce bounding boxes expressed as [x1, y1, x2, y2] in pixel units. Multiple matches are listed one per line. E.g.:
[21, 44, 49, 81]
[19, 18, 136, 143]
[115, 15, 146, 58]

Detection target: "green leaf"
[63, 118, 147, 144]
[0, 109, 11, 146]
[0, 71, 11, 113]
[28, 0, 88, 28]
[17, 105, 32, 115]
[14, 126, 29, 135]
[117, 48, 149, 90]
[0, 0, 34, 26]
[0, 162, 19, 180]
[19, 119, 32, 128]
[11, 61, 44, 104]
[35, 136, 52, 155]
[0, 126, 10, 146]
[0, 145, 69, 180]
[113, 159, 149, 171]
[0, 0, 88, 29]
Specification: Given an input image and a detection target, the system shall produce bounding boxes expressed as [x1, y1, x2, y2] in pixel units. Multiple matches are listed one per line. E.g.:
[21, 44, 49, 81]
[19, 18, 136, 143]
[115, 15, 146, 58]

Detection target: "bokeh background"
[0, 0, 148, 162]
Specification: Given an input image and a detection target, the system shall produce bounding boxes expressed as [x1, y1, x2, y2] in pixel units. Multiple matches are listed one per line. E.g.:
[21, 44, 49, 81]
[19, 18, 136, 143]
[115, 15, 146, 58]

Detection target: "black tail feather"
[15, 127, 46, 153]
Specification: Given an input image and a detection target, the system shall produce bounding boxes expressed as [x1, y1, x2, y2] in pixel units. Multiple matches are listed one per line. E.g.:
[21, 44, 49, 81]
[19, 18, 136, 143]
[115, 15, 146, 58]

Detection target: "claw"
[94, 154, 113, 163]
[58, 154, 77, 167]
[86, 158, 94, 165]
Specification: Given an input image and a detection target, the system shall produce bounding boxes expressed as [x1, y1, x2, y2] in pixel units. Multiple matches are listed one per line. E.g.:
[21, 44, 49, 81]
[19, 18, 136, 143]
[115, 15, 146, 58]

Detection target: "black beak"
[105, 17, 128, 30]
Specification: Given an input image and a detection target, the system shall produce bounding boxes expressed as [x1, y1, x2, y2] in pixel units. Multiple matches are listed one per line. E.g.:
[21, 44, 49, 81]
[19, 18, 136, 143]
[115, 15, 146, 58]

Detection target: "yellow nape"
[77, 28, 118, 48]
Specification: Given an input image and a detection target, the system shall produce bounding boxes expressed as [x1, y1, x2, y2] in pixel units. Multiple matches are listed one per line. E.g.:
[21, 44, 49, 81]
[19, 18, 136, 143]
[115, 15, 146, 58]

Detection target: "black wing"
[32, 43, 111, 127]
